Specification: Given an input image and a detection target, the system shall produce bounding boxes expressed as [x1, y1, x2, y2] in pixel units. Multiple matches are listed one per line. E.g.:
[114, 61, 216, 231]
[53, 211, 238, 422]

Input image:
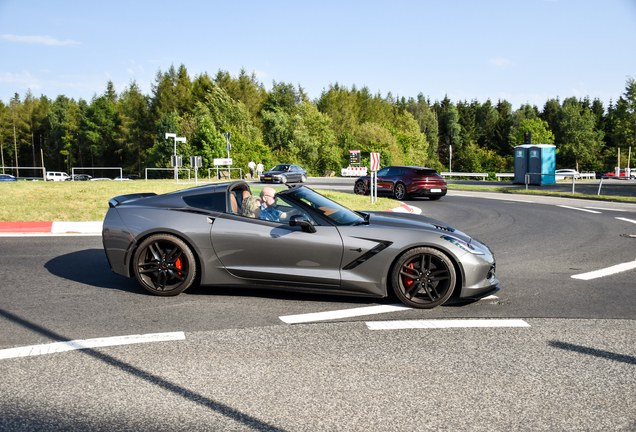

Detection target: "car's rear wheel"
[393, 183, 407, 200]
[354, 180, 367, 195]
[390, 247, 456, 308]
[133, 234, 196, 296]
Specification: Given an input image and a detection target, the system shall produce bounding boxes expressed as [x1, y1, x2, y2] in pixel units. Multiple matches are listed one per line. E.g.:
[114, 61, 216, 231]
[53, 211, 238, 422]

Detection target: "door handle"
[207, 217, 215, 224]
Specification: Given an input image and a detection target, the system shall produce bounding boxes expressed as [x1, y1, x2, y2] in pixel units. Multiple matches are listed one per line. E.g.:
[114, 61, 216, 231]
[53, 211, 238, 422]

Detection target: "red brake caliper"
[403, 263, 415, 288]
[175, 257, 183, 274]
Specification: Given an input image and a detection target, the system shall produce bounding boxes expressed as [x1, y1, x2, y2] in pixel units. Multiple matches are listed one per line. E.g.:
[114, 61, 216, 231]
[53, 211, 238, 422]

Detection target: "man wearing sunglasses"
[259, 186, 296, 222]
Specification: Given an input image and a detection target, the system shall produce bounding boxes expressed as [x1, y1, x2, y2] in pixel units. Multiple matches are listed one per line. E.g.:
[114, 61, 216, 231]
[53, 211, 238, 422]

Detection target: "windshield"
[271, 164, 290, 171]
[286, 187, 365, 226]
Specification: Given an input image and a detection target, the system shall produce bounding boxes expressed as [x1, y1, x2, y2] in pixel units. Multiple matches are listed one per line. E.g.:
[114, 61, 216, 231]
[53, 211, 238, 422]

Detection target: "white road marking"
[616, 217, 636, 225]
[51, 221, 103, 234]
[571, 261, 636, 280]
[0, 331, 185, 360]
[450, 193, 534, 203]
[280, 304, 411, 324]
[557, 205, 601, 213]
[585, 207, 626, 212]
[480, 295, 499, 300]
[366, 319, 530, 330]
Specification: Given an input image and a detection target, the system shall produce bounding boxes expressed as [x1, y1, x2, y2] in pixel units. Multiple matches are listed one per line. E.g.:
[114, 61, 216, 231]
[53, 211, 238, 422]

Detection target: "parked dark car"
[102, 181, 499, 309]
[354, 166, 447, 200]
[68, 174, 93, 181]
[0, 174, 16, 181]
[260, 164, 307, 184]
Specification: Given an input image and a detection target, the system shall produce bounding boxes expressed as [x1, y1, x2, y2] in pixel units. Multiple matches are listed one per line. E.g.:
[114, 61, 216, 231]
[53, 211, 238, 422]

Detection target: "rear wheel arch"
[128, 230, 203, 286]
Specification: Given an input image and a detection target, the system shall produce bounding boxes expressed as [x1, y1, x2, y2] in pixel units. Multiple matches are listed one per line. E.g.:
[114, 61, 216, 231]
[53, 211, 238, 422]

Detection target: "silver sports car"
[102, 181, 499, 308]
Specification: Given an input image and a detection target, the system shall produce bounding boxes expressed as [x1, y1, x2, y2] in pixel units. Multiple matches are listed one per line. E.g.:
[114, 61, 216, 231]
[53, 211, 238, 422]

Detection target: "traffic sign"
[370, 152, 380, 171]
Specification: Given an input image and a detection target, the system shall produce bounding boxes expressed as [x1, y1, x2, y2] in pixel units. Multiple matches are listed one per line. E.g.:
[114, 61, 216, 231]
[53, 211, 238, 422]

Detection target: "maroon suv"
[354, 166, 447, 200]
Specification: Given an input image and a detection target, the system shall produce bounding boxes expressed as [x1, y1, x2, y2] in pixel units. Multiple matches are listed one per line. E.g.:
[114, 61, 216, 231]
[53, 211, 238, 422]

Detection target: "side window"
[273, 195, 315, 224]
[182, 193, 226, 211]
[377, 167, 390, 176]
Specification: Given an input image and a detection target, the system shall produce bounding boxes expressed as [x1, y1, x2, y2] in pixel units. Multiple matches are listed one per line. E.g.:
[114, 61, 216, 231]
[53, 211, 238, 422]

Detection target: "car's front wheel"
[390, 247, 456, 308]
[393, 183, 407, 200]
[133, 234, 196, 296]
[300, 174, 307, 183]
[354, 180, 367, 195]
[280, 175, 287, 184]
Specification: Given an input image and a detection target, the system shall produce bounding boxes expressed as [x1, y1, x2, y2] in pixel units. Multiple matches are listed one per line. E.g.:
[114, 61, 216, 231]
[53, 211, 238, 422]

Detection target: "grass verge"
[0, 180, 397, 222]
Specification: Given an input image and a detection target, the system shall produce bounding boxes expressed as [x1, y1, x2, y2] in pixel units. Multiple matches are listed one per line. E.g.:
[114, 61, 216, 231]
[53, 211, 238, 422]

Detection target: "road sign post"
[370, 152, 380, 204]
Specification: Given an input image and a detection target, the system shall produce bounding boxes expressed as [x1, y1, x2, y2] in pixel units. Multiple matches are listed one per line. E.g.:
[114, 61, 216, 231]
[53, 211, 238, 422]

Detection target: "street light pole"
[165, 133, 186, 182]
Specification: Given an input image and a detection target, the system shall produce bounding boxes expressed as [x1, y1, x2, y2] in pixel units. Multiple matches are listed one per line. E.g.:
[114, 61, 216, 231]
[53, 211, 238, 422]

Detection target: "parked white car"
[46, 171, 70, 181]
[555, 169, 581, 180]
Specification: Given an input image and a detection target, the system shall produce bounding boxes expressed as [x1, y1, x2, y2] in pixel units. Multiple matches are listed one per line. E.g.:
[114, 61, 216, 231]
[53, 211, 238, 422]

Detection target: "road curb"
[0, 221, 103, 235]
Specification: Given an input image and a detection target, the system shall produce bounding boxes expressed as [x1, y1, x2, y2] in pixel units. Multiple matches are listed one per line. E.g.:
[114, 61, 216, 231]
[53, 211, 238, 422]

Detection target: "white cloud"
[489, 57, 515, 68]
[0, 70, 41, 89]
[0, 34, 80, 46]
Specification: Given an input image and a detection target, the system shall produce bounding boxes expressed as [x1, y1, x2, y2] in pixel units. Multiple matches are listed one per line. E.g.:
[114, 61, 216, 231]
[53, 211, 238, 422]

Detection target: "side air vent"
[434, 224, 456, 232]
[342, 241, 393, 270]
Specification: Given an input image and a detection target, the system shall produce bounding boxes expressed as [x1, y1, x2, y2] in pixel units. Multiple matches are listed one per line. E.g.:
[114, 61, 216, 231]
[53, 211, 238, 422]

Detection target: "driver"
[259, 187, 296, 222]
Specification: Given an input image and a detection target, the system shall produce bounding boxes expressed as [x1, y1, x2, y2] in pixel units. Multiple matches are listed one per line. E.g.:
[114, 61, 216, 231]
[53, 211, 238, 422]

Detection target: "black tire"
[354, 180, 368, 195]
[393, 183, 407, 200]
[300, 174, 307, 183]
[280, 175, 287, 184]
[390, 247, 456, 308]
[429, 196, 442, 201]
[133, 234, 197, 296]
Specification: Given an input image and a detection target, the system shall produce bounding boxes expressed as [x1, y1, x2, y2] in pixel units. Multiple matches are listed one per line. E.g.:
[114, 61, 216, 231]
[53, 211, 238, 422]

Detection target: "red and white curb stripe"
[384, 203, 421, 214]
[0, 221, 103, 236]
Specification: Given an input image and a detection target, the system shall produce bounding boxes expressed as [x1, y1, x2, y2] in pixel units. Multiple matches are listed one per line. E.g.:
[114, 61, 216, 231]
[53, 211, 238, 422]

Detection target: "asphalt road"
[1, 184, 636, 431]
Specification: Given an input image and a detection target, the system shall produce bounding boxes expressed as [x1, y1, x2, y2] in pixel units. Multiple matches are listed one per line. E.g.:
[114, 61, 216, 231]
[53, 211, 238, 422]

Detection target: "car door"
[376, 167, 392, 192]
[378, 167, 403, 192]
[210, 201, 344, 288]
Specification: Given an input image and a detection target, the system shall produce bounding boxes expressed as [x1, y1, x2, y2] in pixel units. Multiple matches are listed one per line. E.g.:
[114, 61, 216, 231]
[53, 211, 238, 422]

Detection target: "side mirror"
[289, 215, 316, 233]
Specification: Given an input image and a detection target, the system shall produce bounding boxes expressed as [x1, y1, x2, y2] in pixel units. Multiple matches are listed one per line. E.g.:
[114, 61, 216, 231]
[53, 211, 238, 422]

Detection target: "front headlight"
[441, 235, 485, 255]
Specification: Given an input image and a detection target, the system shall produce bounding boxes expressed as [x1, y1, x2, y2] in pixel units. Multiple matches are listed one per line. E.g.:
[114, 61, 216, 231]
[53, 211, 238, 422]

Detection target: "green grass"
[0, 180, 397, 222]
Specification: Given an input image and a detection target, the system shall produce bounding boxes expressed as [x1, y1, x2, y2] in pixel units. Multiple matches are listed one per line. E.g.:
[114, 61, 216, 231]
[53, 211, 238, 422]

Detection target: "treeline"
[1, 64, 635, 178]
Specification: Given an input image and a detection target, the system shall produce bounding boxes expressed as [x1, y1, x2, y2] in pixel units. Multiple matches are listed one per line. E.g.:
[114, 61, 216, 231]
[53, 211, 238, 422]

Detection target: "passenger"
[242, 195, 262, 218]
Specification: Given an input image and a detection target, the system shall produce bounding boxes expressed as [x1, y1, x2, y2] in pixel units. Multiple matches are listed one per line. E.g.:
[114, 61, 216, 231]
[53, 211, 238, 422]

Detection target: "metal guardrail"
[440, 172, 488, 179]
[496, 173, 514, 181]
[525, 173, 581, 194]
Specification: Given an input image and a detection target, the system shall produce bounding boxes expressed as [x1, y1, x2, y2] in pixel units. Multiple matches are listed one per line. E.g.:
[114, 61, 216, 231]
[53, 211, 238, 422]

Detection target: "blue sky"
[1, 0, 635, 110]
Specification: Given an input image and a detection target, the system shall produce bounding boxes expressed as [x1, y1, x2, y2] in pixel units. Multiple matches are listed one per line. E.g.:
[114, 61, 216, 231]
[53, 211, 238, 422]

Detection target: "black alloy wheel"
[393, 183, 407, 200]
[390, 247, 456, 308]
[133, 234, 197, 296]
[354, 180, 368, 195]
